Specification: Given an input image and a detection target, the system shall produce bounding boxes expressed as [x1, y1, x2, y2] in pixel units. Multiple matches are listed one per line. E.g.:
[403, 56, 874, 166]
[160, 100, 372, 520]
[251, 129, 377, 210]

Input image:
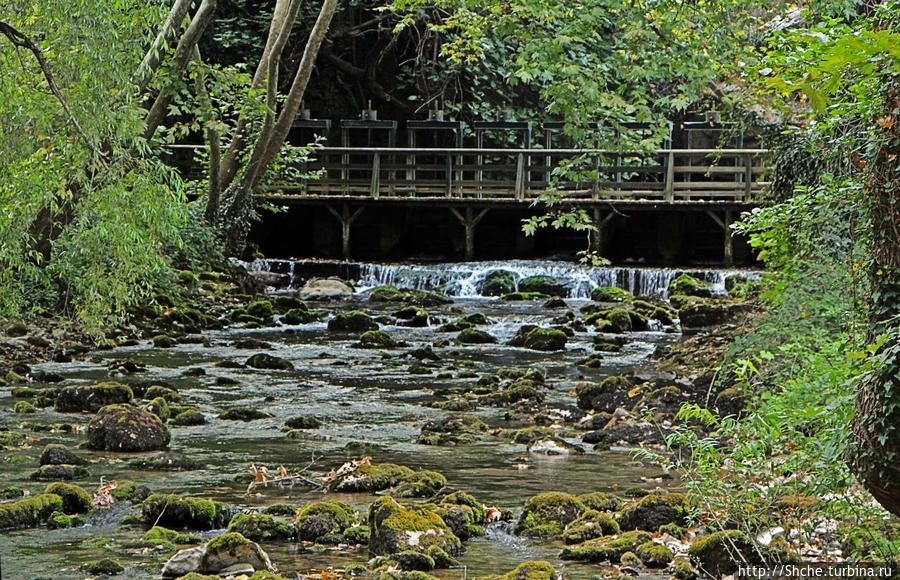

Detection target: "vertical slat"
[370, 152, 380, 198]
[515, 152, 526, 199]
[446, 152, 453, 197]
[744, 154, 753, 201]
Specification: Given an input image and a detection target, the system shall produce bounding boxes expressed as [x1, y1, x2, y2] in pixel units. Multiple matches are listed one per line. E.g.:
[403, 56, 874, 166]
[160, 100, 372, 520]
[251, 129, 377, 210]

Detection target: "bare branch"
[133, 0, 194, 95]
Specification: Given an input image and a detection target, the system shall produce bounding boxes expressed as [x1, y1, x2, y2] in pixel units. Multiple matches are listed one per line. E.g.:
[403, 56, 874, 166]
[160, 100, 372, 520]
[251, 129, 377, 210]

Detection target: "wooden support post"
[370, 152, 381, 198]
[326, 204, 364, 259]
[705, 209, 734, 267]
[664, 151, 675, 202]
[744, 154, 753, 201]
[590, 208, 615, 253]
[450, 207, 489, 261]
[445, 152, 453, 197]
[515, 153, 526, 199]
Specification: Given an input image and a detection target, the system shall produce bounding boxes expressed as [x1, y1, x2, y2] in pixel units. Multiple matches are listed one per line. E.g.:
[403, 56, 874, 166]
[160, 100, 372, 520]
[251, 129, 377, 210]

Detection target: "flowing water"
[0, 260, 751, 579]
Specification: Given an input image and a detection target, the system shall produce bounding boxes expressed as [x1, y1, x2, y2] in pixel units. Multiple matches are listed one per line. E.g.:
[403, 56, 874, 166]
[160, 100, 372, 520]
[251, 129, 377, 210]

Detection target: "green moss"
[44, 483, 91, 513]
[562, 510, 620, 544]
[457, 328, 496, 344]
[83, 558, 124, 574]
[476, 561, 556, 580]
[218, 406, 272, 421]
[330, 463, 415, 492]
[228, 512, 290, 541]
[618, 492, 687, 531]
[669, 274, 711, 297]
[328, 310, 379, 331]
[392, 470, 447, 498]
[141, 493, 228, 530]
[368, 497, 461, 556]
[13, 401, 36, 414]
[501, 292, 550, 301]
[578, 492, 623, 512]
[284, 415, 322, 429]
[607, 308, 633, 332]
[511, 427, 554, 444]
[344, 524, 370, 544]
[620, 551, 644, 567]
[145, 396, 170, 421]
[0, 493, 63, 530]
[295, 500, 357, 542]
[262, 503, 296, 516]
[514, 492, 586, 538]
[359, 330, 399, 348]
[395, 550, 436, 571]
[672, 557, 697, 580]
[426, 544, 459, 568]
[635, 540, 673, 567]
[143, 526, 202, 550]
[153, 334, 177, 348]
[47, 510, 73, 529]
[559, 530, 653, 563]
[0, 431, 26, 446]
[246, 300, 274, 319]
[144, 385, 182, 403]
[172, 573, 220, 580]
[591, 287, 631, 302]
[282, 308, 320, 324]
[172, 409, 206, 426]
[0, 486, 23, 500]
[688, 530, 761, 577]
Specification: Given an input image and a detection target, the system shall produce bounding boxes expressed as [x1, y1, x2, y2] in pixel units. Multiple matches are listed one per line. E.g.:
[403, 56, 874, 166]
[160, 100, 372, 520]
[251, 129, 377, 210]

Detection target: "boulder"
[282, 308, 320, 324]
[142, 494, 230, 530]
[29, 464, 89, 481]
[86, 405, 171, 452]
[527, 437, 584, 455]
[43, 483, 91, 512]
[559, 529, 653, 563]
[368, 286, 452, 306]
[228, 512, 290, 541]
[679, 303, 754, 334]
[161, 546, 205, 578]
[368, 497, 462, 556]
[514, 492, 586, 538]
[507, 325, 567, 351]
[39, 444, 84, 466]
[618, 492, 687, 531]
[0, 493, 64, 530]
[357, 330, 399, 348]
[248, 271, 291, 288]
[245, 353, 294, 370]
[478, 270, 516, 296]
[328, 310, 379, 332]
[199, 532, 275, 574]
[575, 376, 633, 412]
[688, 530, 761, 577]
[55, 382, 133, 413]
[219, 407, 272, 421]
[330, 463, 415, 493]
[480, 561, 556, 580]
[294, 500, 357, 543]
[668, 274, 712, 298]
[591, 287, 632, 302]
[562, 510, 620, 544]
[297, 278, 353, 300]
[417, 415, 487, 445]
[518, 275, 568, 296]
[456, 328, 496, 344]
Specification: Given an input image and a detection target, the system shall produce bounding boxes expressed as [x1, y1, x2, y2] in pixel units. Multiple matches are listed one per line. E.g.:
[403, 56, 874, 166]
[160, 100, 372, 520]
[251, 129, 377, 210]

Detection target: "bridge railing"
[273, 147, 769, 202]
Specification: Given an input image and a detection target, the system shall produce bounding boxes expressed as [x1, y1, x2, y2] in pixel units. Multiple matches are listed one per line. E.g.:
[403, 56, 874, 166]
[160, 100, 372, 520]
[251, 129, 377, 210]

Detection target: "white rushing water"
[236, 258, 761, 299]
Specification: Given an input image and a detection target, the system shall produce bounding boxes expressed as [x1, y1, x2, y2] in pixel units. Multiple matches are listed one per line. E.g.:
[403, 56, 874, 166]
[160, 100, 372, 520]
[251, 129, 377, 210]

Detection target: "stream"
[0, 260, 755, 579]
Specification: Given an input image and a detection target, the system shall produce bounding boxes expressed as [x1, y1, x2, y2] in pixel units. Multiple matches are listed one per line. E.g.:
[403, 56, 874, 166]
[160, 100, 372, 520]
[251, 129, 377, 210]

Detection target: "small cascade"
[236, 258, 759, 299]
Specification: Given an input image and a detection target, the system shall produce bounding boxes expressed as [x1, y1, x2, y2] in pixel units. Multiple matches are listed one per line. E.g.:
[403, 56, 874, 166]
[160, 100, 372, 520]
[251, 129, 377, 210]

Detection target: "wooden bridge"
[253, 145, 768, 264]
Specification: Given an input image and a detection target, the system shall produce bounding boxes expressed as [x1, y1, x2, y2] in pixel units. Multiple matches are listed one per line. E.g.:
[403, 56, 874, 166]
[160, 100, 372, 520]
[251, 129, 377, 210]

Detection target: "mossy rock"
[344, 524, 370, 544]
[330, 463, 415, 493]
[575, 376, 633, 412]
[478, 270, 516, 297]
[559, 529, 653, 563]
[228, 512, 290, 541]
[44, 482, 91, 513]
[518, 275, 567, 296]
[369, 286, 452, 307]
[145, 397, 171, 422]
[172, 409, 206, 426]
[395, 550, 436, 571]
[110, 480, 146, 501]
[607, 308, 634, 332]
[620, 551, 644, 567]
[562, 510, 620, 544]
[86, 404, 170, 452]
[245, 353, 294, 371]
[219, 406, 272, 421]
[83, 558, 124, 575]
[30, 464, 89, 481]
[55, 382, 133, 413]
[514, 492, 587, 538]
[14, 400, 35, 414]
[635, 540, 673, 567]
[0, 493, 64, 530]
[368, 496, 461, 556]
[511, 427, 555, 444]
[392, 470, 447, 498]
[143, 525, 203, 551]
[668, 274, 712, 298]
[501, 292, 550, 301]
[427, 544, 459, 568]
[0, 486, 24, 500]
[246, 300, 274, 319]
[130, 453, 205, 471]
[199, 532, 273, 573]
[672, 557, 697, 580]
[6, 321, 28, 337]
[457, 328, 496, 344]
[475, 560, 556, 580]
[591, 287, 632, 302]
[688, 530, 761, 577]
[235, 338, 271, 350]
[284, 415, 322, 429]
[47, 510, 73, 529]
[507, 325, 567, 351]
[141, 493, 229, 530]
[328, 310, 379, 332]
[39, 443, 85, 465]
[294, 500, 357, 542]
[262, 503, 296, 517]
[618, 492, 687, 531]
[153, 334, 177, 348]
[282, 308, 320, 324]
[417, 415, 487, 446]
[145, 385, 182, 403]
[0, 430, 26, 447]
[359, 330, 400, 348]
[578, 492, 623, 512]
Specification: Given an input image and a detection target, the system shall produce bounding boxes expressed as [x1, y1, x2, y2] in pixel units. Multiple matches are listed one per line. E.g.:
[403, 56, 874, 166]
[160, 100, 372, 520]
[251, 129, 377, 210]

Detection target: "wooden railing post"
[370, 152, 381, 198]
[664, 151, 675, 202]
[744, 153, 753, 201]
[446, 152, 453, 197]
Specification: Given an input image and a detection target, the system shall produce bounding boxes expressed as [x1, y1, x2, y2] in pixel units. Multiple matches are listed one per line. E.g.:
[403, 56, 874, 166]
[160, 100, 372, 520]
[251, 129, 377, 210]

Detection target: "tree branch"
[133, 0, 194, 96]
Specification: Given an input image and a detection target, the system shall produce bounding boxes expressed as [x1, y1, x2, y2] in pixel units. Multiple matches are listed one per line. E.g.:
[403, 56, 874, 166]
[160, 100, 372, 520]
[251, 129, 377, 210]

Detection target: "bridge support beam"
[590, 208, 615, 254]
[326, 204, 364, 259]
[450, 207, 489, 261]
[705, 209, 734, 267]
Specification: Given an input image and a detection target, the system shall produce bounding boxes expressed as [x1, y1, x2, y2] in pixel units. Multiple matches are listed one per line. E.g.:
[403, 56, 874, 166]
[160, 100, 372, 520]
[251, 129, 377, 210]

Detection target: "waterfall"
[235, 258, 760, 299]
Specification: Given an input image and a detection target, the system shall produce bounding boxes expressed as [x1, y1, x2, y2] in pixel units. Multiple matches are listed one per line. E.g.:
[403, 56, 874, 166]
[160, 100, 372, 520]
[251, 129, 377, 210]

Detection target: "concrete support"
[326, 204, 364, 259]
[450, 207, 489, 261]
[705, 209, 734, 267]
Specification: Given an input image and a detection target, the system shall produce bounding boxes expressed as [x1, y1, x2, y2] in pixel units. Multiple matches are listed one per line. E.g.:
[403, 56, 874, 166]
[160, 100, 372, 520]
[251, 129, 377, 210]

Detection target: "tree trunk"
[848, 77, 900, 517]
[133, 0, 194, 95]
